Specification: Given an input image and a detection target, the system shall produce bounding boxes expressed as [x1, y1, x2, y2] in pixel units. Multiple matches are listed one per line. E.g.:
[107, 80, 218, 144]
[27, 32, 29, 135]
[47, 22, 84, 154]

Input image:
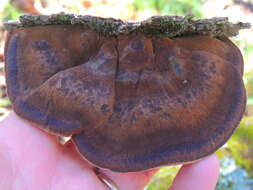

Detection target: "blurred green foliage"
[134, 0, 203, 17]
[1, 2, 23, 21]
[216, 157, 253, 190]
[244, 45, 253, 62]
[227, 117, 253, 177]
[145, 166, 179, 190]
[0, 97, 11, 107]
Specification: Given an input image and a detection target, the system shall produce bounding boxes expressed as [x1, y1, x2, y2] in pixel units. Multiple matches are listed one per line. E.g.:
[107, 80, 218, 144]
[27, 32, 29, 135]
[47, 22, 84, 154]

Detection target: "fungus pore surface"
[4, 15, 248, 172]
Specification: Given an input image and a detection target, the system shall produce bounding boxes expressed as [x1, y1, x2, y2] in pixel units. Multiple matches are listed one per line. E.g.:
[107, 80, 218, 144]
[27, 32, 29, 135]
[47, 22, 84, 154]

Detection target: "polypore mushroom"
[4, 14, 250, 172]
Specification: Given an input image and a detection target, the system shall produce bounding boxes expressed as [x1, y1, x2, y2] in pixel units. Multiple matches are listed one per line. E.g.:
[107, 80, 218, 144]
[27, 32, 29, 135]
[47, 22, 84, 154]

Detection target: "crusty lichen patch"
[4, 13, 251, 38]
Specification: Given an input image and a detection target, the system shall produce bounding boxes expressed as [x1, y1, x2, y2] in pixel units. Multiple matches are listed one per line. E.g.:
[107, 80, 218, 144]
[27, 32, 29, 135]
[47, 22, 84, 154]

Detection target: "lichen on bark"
[4, 13, 251, 38]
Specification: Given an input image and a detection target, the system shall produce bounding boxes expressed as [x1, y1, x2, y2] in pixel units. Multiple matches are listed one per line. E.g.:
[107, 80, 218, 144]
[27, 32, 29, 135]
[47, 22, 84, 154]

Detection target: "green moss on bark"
[4, 13, 251, 38]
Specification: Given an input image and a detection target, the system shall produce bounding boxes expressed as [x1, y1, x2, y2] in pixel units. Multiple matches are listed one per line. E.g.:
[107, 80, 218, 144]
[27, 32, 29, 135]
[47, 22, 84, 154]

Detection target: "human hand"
[0, 112, 219, 190]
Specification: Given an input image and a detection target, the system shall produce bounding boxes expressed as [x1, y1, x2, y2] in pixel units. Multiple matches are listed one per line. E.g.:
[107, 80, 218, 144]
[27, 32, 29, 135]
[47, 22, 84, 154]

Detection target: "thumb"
[0, 148, 13, 189]
[168, 154, 220, 190]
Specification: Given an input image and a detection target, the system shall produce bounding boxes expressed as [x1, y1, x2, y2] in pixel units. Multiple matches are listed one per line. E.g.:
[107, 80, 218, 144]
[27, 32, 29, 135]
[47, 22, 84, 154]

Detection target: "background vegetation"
[0, 0, 252, 189]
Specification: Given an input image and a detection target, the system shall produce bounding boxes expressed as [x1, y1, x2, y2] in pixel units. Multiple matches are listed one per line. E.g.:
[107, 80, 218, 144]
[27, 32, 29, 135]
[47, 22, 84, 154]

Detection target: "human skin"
[0, 112, 220, 190]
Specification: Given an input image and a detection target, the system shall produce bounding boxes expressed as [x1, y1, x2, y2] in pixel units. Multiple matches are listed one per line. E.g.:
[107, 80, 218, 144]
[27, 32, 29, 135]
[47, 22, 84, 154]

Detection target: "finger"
[0, 112, 108, 190]
[100, 167, 159, 190]
[0, 112, 61, 189]
[0, 148, 13, 189]
[62, 143, 157, 190]
[0, 112, 65, 187]
[50, 150, 107, 190]
[169, 154, 220, 190]
[52, 141, 110, 189]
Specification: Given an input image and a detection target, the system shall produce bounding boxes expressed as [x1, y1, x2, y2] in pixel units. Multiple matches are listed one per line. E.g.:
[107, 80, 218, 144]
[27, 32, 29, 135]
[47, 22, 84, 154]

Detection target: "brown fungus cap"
[4, 14, 249, 172]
